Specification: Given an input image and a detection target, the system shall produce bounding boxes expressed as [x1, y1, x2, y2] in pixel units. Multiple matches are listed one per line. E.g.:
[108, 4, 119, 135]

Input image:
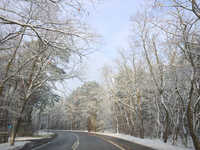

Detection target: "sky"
[57, 0, 142, 95]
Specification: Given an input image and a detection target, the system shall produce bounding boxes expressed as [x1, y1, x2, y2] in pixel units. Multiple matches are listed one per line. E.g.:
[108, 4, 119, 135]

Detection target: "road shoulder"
[18, 133, 58, 150]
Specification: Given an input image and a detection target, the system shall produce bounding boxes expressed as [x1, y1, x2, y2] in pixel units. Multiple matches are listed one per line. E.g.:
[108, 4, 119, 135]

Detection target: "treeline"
[0, 0, 101, 146]
[35, 81, 111, 132]
[45, 1, 200, 149]
[102, 0, 200, 149]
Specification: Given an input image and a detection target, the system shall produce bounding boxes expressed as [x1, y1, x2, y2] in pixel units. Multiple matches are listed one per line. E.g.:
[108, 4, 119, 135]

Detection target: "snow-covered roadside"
[93, 131, 195, 150]
[54, 130, 195, 150]
[0, 131, 54, 150]
[0, 141, 30, 150]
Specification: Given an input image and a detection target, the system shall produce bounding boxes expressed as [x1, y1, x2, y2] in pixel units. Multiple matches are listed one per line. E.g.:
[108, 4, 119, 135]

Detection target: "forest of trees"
[0, 0, 102, 146]
[0, 0, 200, 150]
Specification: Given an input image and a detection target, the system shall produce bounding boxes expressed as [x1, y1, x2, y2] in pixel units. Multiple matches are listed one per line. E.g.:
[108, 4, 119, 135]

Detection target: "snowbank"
[0, 141, 30, 150]
[0, 130, 54, 150]
[94, 131, 195, 150]
[32, 130, 54, 136]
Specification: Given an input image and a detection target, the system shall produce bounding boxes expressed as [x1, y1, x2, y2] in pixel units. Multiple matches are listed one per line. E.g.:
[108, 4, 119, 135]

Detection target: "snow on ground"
[0, 131, 54, 150]
[32, 130, 54, 136]
[94, 131, 195, 150]
[0, 141, 30, 150]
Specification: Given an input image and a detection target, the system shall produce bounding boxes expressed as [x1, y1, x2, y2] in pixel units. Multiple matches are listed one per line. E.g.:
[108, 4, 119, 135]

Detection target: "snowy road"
[31, 131, 156, 150]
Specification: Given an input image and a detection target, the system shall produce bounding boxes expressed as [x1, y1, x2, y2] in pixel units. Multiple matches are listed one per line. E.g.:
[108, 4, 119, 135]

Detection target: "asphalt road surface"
[29, 131, 156, 150]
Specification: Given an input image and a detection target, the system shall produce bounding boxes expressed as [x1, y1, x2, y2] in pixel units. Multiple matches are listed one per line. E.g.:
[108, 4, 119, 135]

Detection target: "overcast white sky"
[58, 0, 142, 95]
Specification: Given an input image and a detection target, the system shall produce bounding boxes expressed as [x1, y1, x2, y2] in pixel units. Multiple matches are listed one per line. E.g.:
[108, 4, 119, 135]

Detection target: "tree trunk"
[36, 108, 41, 136]
[10, 117, 21, 146]
[47, 113, 49, 135]
[140, 119, 144, 139]
[87, 116, 92, 132]
[115, 116, 119, 134]
[10, 119, 17, 146]
[187, 103, 200, 150]
[94, 110, 97, 132]
[163, 110, 169, 143]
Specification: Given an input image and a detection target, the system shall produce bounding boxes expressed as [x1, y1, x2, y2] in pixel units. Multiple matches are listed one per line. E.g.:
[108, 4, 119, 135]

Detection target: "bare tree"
[0, 0, 102, 146]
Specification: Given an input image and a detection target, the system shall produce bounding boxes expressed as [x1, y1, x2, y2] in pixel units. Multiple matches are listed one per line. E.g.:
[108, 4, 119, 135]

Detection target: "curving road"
[31, 131, 156, 150]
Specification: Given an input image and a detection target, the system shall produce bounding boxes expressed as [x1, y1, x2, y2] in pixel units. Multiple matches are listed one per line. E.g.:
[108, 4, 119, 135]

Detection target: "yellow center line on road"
[91, 134, 126, 150]
[71, 133, 79, 150]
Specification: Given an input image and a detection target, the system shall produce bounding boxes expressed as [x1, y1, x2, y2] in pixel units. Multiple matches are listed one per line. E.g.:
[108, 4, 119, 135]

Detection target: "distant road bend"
[32, 131, 156, 150]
